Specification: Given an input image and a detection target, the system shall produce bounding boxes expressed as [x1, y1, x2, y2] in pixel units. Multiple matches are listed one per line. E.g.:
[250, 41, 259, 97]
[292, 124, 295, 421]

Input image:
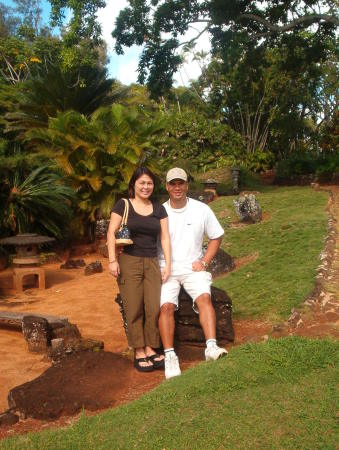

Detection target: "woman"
[107, 167, 171, 372]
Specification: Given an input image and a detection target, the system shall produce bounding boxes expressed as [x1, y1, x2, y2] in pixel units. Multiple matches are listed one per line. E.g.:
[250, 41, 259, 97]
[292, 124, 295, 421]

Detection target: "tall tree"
[113, 0, 338, 97]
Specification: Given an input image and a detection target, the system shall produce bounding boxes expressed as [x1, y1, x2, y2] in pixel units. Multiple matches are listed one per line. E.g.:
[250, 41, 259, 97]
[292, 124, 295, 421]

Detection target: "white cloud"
[97, 0, 211, 86]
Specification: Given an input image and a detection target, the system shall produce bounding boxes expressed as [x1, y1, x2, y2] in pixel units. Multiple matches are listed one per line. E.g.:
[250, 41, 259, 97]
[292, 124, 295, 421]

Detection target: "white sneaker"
[165, 353, 181, 379]
[205, 344, 228, 361]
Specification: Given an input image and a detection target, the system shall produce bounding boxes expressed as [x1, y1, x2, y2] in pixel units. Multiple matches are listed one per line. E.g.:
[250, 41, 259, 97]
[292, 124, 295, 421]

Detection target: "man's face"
[166, 179, 188, 201]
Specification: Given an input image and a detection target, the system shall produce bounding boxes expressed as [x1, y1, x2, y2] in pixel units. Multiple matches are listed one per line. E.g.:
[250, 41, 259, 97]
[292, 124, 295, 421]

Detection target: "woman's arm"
[107, 212, 123, 277]
[160, 217, 171, 282]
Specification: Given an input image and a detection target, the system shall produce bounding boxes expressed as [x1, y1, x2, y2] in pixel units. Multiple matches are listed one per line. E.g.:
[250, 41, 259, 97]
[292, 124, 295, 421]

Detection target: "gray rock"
[22, 316, 50, 353]
[95, 219, 110, 240]
[116, 286, 234, 344]
[203, 246, 235, 276]
[84, 261, 103, 276]
[188, 191, 215, 204]
[0, 411, 19, 427]
[175, 286, 234, 343]
[233, 194, 262, 223]
[60, 259, 86, 269]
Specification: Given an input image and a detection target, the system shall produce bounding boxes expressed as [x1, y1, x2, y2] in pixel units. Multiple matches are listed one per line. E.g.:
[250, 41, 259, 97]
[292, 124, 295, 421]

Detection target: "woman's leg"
[118, 254, 146, 349]
[143, 257, 162, 350]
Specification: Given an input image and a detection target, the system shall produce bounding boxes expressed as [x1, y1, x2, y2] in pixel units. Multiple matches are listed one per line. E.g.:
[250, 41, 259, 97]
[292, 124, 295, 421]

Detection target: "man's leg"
[183, 271, 228, 361]
[159, 302, 176, 349]
[159, 277, 182, 379]
[194, 293, 216, 340]
[195, 293, 228, 360]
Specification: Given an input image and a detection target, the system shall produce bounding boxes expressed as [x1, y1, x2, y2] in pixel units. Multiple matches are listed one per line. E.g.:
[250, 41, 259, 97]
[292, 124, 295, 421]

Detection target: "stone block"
[22, 316, 50, 353]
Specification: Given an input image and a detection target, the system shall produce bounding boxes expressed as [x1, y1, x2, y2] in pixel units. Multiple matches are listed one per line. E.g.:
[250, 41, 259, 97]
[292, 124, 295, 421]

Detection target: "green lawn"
[211, 186, 329, 320]
[3, 337, 338, 449]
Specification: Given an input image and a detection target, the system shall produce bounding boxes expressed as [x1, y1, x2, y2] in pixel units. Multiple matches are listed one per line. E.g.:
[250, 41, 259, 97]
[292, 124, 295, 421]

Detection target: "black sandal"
[134, 356, 154, 372]
[147, 353, 165, 370]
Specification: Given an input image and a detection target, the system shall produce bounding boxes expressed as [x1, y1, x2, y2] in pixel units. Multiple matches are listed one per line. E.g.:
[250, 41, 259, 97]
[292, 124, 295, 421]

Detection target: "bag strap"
[120, 198, 129, 228]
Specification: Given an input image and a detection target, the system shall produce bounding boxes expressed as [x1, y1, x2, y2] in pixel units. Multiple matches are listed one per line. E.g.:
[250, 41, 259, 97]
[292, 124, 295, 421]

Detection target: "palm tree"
[0, 165, 75, 238]
[0, 64, 129, 138]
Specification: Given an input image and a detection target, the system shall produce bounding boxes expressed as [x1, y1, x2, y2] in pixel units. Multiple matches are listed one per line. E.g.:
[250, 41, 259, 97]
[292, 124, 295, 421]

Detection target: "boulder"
[175, 286, 234, 343]
[84, 261, 103, 276]
[115, 286, 234, 345]
[0, 411, 19, 427]
[22, 316, 50, 353]
[233, 193, 262, 223]
[97, 243, 108, 258]
[95, 219, 110, 240]
[188, 191, 215, 204]
[60, 259, 86, 269]
[203, 246, 235, 276]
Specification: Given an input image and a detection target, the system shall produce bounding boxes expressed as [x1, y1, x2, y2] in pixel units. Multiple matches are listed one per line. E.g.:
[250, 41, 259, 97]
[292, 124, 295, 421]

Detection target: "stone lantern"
[202, 178, 218, 199]
[0, 233, 55, 291]
[231, 167, 240, 194]
[0, 233, 55, 265]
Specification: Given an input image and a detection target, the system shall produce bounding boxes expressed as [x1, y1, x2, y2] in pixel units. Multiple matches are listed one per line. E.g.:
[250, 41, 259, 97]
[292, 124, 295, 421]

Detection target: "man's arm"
[192, 236, 223, 272]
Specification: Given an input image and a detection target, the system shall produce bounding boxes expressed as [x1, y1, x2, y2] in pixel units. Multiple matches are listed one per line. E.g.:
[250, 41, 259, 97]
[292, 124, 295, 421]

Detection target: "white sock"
[206, 339, 217, 348]
[164, 348, 176, 357]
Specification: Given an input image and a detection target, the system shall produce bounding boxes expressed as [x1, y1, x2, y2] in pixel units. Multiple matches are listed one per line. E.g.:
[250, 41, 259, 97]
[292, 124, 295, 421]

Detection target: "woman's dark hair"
[128, 166, 156, 198]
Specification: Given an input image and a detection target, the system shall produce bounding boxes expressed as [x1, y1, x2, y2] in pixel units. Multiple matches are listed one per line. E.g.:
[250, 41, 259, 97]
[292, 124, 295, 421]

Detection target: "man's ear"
[165, 182, 170, 192]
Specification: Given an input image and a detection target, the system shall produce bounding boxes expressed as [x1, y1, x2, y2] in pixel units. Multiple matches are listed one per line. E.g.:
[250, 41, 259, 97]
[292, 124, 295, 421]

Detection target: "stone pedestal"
[13, 267, 45, 292]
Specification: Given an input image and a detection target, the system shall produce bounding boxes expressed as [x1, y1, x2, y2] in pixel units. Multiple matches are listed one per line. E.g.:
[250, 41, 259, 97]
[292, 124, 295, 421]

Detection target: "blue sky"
[7, 0, 210, 86]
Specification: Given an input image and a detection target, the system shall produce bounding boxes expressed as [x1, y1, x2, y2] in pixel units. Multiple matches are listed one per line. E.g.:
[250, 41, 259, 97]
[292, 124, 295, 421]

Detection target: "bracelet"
[200, 260, 208, 269]
[109, 259, 117, 264]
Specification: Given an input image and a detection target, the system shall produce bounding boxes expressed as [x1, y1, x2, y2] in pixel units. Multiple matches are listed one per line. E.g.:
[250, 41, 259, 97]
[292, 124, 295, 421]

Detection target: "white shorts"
[160, 271, 212, 314]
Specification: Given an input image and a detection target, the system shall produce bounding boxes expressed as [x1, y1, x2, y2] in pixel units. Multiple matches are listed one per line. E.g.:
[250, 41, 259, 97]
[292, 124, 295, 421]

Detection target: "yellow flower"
[30, 57, 42, 63]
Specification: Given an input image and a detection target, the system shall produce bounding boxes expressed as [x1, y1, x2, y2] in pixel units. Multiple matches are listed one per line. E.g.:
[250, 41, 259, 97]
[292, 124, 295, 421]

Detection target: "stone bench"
[0, 310, 80, 353]
[0, 311, 68, 331]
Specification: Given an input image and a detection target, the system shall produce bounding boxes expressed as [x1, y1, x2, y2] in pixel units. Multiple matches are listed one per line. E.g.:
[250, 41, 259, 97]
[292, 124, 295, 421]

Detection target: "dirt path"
[0, 185, 338, 439]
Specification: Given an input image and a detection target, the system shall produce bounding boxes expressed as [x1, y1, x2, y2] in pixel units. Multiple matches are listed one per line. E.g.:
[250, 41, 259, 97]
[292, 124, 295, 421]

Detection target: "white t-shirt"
[159, 197, 224, 275]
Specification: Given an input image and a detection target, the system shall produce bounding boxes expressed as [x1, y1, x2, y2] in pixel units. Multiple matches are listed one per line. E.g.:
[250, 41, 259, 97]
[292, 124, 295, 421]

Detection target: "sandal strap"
[148, 354, 164, 362]
[135, 357, 149, 363]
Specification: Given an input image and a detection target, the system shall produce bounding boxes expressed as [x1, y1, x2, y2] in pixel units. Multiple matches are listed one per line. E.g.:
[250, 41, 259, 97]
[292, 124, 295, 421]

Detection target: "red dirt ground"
[0, 185, 338, 439]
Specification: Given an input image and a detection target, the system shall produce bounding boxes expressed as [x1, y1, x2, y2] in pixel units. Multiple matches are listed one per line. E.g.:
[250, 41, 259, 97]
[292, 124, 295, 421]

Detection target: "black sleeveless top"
[112, 199, 167, 257]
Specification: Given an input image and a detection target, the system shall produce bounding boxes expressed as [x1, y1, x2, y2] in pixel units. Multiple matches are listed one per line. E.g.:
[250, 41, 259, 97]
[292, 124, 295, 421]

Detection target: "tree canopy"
[113, 0, 339, 97]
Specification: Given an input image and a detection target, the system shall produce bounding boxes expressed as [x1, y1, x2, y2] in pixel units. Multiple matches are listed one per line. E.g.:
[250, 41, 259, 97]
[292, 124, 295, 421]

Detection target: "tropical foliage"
[0, 165, 74, 238]
[26, 104, 164, 224]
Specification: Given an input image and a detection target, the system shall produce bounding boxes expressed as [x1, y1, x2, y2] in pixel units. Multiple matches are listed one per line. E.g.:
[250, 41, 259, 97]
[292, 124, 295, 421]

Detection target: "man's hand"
[192, 260, 206, 272]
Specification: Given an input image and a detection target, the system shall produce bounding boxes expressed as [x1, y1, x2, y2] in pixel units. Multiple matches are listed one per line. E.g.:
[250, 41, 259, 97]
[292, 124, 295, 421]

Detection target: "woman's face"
[134, 174, 154, 199]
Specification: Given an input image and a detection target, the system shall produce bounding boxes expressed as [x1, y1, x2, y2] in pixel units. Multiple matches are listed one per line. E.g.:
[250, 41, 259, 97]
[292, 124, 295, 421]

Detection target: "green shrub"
[154, 111, 245, 172]
[276, 152, 339, 180]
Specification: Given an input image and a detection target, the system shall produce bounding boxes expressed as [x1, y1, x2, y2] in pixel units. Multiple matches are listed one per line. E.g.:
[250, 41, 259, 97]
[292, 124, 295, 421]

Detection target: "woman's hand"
[161, 266, 170, 283]
[109, 261, 120, 278]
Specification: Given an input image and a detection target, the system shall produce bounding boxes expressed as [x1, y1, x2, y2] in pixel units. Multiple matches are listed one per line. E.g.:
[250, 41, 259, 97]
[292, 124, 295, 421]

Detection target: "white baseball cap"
[166, 168, 188, 182]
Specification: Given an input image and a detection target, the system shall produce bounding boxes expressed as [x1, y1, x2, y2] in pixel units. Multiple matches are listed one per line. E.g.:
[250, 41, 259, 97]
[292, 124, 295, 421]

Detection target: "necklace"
[168, 198, 189, 213]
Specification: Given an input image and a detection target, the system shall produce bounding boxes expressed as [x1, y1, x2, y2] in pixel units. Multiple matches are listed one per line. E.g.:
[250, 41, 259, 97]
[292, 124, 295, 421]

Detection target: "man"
[158, 167, 227, 379]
